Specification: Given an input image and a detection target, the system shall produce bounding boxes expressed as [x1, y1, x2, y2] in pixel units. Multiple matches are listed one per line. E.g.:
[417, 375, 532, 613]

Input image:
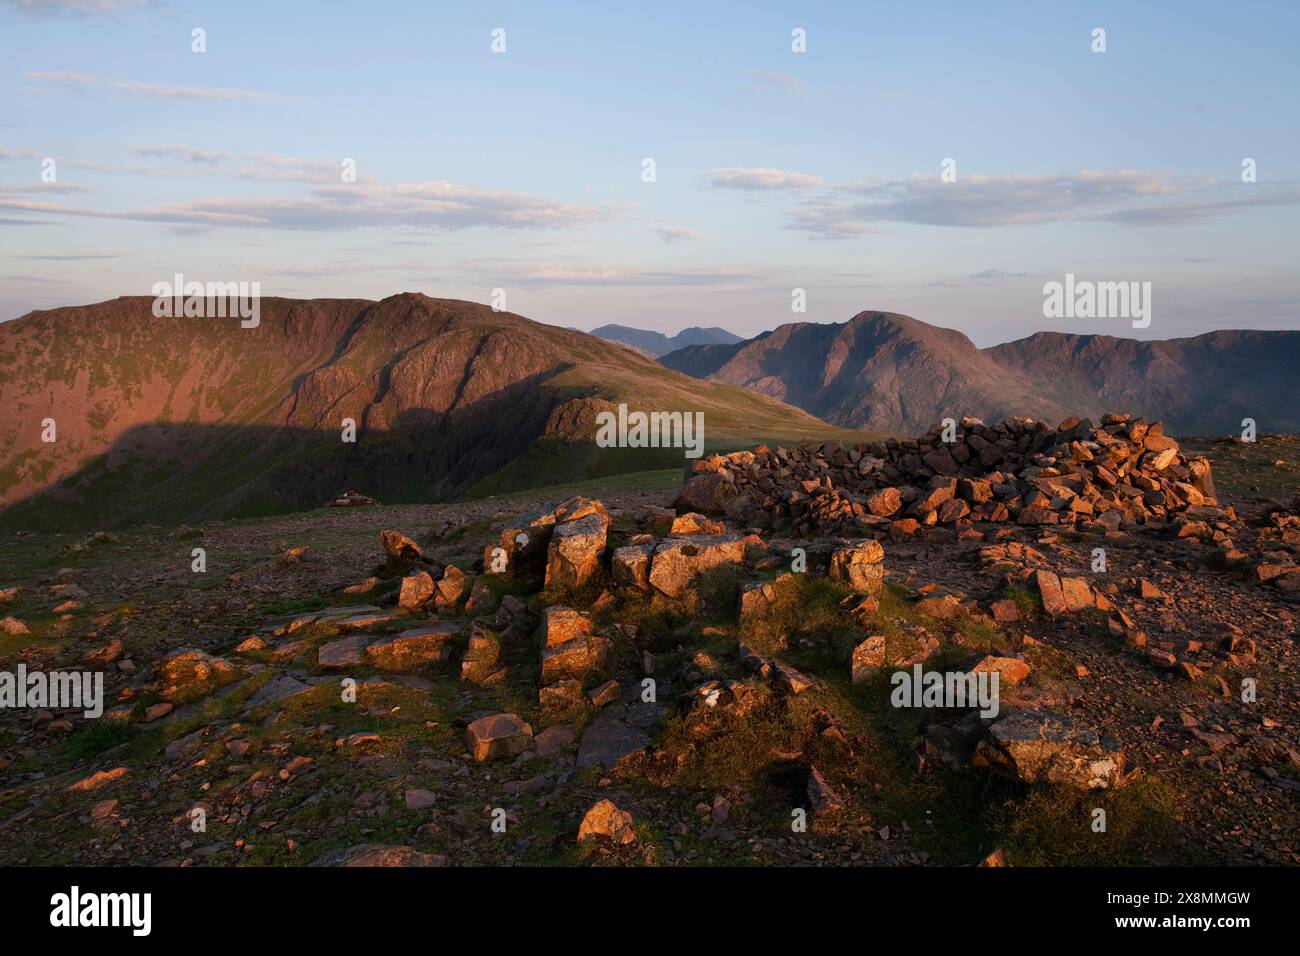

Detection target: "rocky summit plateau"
[1, 385, 1297, 865]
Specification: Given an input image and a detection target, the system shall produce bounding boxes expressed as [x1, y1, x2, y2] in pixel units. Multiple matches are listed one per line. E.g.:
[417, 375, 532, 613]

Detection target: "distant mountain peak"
[660, 309, 1300, 435]
[591, 323, 743, 358]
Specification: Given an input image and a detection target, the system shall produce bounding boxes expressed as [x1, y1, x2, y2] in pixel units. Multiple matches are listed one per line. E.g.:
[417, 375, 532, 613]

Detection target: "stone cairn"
[676, 413, 1220, 537]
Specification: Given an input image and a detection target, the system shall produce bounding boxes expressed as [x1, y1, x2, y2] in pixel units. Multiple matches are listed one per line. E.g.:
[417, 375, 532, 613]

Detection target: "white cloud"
[789, 171, 1300, 236]
[652, 226, 699, 243]
[708, 167, 824, 191]
[0, 179, 620, 231]
[4, 0, 156, 14]
[25, 71, 297, 102]
[129, 144, 229, 164]
[10, 251, 127, 260]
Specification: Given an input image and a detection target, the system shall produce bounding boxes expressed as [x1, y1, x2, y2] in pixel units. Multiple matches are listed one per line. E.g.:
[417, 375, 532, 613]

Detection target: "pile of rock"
[538, 606, 610, 708]
[676, 413, 1220, 536]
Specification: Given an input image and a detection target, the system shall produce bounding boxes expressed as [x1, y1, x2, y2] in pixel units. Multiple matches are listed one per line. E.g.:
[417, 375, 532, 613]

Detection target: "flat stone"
[366, 624, 460, 670]
[577, 712, 650, 770]
[317, 634, 370, 669]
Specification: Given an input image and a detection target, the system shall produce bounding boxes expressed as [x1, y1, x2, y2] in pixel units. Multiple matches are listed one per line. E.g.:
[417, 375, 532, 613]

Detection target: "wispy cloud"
[25, 70, 297, 102]
[128, 144, 367, 183]
[129, 144, 228, 164]
[788, 170, 1300, 236]
[652, 226, 698, 243]
[971, 269, 1028, 280]
[708, 167, 824, 191]
[4, 0, 157, 15]
[516, 266, 757, 287]
[0, 181, 91, 194]
[10, 251, 127, 260]
[0, 179, 621, 231]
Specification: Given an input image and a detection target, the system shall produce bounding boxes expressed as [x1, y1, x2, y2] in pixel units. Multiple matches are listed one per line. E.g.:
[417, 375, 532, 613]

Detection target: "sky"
[1, 0, 1297, 346]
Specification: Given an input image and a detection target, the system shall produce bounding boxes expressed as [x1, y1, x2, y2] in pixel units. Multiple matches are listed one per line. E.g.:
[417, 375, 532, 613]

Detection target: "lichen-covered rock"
[540, 634, 610, 684]
[545, 512, 610, 589]
[973, 709, 1127, 789]
[611, 544, 652, 591]
[828, 539, 885, 596]
[851, 635, 887, 683]
[647, 534, 745, 598]
[398, 570, 435, 610]
[154, 649, 236, 702]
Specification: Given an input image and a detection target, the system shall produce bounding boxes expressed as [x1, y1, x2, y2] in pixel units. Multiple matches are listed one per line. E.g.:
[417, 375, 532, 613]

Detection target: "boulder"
[577, 799, 637, 845]
[465, 713, 533, 762]
[398, 571, 435, 610]
[851, 635, 887, 683]
[865, 486, 902, 517]
[540, 634, 610, 684]
[973, 709, 1127, 789]
[380, 530, 423, 562]
[610, 545, 652, 591]
[545, 513, 610, 589]
[541, 606, 592, 647]
[365, 624, 460, 670]
[647, 534, 746, 598]
[828, 539, 885, 596]
[460, 624, 501, 684]
[675, 472, 737, 514]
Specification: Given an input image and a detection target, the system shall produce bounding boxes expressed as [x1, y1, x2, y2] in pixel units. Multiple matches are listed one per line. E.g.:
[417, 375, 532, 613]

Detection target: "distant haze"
[1, 3, 1297, 344]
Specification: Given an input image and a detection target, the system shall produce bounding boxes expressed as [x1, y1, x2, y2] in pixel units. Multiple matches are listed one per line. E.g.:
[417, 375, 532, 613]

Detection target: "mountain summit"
[660, 310, 1300, 435]
[591, 324, 743, 358]
[0, 294, 843, 531]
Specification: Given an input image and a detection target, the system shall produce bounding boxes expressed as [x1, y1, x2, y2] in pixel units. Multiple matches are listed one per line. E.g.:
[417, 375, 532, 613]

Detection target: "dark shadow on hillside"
[0, 374, 599, 535]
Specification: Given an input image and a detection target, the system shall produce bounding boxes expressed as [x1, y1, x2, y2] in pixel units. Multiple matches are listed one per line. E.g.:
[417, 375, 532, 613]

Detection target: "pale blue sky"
[1, 0, 1297, 345]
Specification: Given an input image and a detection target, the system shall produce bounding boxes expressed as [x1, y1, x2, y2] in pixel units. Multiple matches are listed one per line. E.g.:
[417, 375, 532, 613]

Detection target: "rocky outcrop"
[677, 414, 1219, 537]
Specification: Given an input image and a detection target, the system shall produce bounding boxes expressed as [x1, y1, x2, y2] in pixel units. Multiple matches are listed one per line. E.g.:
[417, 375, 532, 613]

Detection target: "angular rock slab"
[647, 534, 745, 598]
[973, 708, 1127, 789]
[466, 713, 533, 762]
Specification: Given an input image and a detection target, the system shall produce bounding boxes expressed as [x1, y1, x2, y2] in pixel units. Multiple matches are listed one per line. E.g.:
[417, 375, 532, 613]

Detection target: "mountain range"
[591, 323, 743, 358]
[659, 310, 1300, 436]
[0, 295, 850, 532]
[4, 297, 1296, 533]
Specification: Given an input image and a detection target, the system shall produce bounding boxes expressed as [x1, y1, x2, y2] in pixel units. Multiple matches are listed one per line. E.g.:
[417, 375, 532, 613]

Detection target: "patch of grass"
[741, 573, 854, 655]
[1001, 583, 1042, 618]
[993, 776, 1191, 866]
[54, 720, 133, 761]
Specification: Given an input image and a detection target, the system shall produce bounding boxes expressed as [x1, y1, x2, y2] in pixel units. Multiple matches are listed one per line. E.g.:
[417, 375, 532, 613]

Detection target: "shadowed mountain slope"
[661, 310, 1300, 435]
[0, 294, 858, 532]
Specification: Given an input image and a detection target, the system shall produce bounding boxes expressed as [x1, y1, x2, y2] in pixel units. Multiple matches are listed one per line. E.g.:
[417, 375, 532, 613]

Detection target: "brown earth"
[0, 424, 1295, 867]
